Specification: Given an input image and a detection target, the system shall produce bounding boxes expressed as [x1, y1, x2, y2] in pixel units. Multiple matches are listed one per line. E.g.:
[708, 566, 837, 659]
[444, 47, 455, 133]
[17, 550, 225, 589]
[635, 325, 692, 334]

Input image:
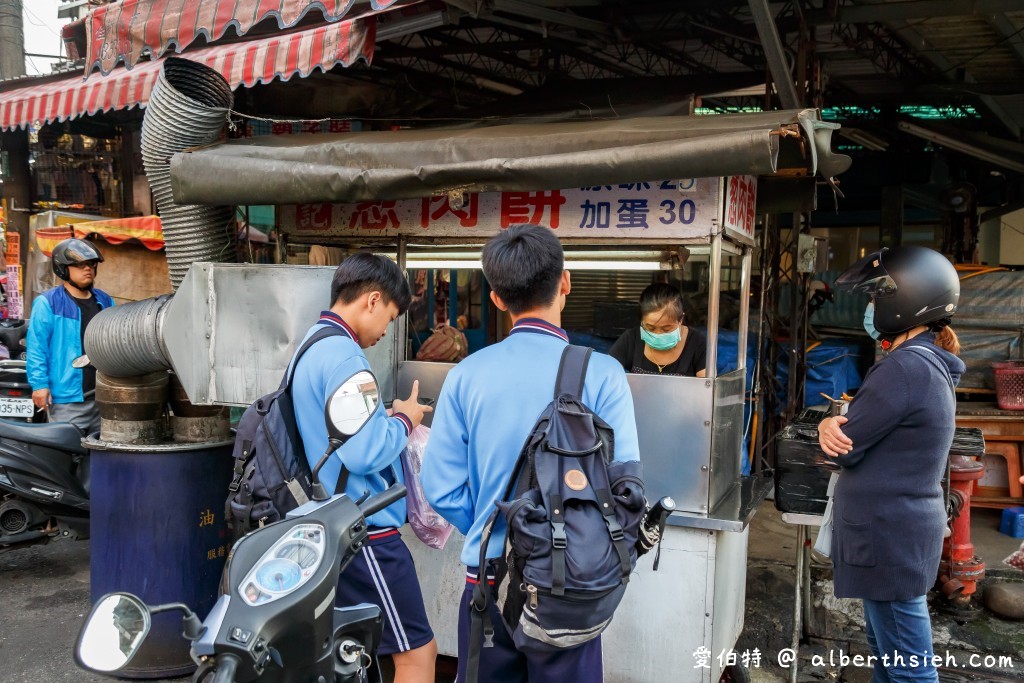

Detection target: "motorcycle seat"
[0, 419, 87, 455]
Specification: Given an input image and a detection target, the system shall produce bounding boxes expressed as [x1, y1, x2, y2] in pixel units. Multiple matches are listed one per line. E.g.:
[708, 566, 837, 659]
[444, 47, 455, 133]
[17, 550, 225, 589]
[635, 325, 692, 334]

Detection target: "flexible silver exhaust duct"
[142, 57, 236, 290]
[87, 58, 234, 378]
[84, 296, 172, 378]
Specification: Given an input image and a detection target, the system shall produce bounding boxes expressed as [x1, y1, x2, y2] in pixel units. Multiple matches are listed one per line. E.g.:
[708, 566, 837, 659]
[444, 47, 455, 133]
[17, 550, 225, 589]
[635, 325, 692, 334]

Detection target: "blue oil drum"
[87, 437, 233, 678]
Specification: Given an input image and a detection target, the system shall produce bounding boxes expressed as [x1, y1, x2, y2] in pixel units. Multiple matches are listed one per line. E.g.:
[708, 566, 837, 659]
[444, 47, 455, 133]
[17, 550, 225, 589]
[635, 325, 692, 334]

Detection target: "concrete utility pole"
[0, 0, 31, 303]
[0, 0, 26, 81]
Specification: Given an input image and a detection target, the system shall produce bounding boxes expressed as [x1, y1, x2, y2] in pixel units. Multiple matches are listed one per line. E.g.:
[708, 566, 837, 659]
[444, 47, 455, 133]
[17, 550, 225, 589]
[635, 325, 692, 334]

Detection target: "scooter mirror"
[72, 354, 90, 369]
[75, 593, 151, 673]
[325, 370, 379, 442]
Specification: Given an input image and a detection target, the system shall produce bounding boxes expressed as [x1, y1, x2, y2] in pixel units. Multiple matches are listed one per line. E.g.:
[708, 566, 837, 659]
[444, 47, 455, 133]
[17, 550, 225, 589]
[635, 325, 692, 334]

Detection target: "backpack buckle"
[605, 516, 625, 541]
[482, 623, 495, 649]
[551, 522, 567, 549]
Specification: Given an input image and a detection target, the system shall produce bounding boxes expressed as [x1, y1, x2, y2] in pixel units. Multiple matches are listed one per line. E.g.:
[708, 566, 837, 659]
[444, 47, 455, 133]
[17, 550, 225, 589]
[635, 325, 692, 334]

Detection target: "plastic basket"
[993, 360, 1024, 410]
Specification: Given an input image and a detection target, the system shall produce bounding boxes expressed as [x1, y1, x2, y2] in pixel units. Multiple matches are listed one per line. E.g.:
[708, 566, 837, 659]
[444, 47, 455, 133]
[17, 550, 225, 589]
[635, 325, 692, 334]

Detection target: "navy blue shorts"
[335, 529, 434, 656]
[456, 567, 603, 683]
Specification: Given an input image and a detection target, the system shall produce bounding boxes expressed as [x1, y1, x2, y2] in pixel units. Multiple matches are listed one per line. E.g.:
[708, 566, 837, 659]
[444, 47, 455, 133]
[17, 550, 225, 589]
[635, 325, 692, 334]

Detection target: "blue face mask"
[863, 302, 881, 341]
[641, 325, 681, 351]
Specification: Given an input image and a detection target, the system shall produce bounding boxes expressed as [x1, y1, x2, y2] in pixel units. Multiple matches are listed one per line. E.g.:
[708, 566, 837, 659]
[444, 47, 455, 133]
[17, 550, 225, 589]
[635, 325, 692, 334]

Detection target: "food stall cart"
[157, 175, 771, 683]
[87, 60, 852, 682]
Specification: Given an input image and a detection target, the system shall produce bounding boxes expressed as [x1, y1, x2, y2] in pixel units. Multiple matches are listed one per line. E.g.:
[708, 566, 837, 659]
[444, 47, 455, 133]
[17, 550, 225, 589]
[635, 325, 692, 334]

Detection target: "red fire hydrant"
[937, 455, 986, 605]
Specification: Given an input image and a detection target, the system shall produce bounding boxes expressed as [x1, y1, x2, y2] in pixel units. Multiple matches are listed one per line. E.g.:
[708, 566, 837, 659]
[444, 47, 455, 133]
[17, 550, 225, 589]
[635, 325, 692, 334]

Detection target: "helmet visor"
[834, 250, 898, 298]
[55, 239, 104, 265]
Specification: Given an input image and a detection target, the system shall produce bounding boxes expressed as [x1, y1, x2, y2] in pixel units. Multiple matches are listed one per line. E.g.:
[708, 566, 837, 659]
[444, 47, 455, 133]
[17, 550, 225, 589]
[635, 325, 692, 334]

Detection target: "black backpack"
[467, 345, 645, 680]
[225, 327, 348, 539]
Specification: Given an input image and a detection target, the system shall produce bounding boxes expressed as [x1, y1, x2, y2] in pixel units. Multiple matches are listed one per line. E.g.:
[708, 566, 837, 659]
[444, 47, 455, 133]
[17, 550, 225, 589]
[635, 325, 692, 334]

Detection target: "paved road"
[0, 538, 186, 683]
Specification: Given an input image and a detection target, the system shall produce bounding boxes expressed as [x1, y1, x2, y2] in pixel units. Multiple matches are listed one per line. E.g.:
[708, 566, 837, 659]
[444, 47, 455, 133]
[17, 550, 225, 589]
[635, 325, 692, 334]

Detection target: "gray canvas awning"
[169, 108, 851, 205]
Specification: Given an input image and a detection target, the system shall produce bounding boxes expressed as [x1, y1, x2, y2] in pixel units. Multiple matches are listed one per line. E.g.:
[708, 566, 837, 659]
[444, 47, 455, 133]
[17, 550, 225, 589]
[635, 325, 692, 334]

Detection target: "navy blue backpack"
[467, 345, 645, 680]
[225, 327, 347, 539]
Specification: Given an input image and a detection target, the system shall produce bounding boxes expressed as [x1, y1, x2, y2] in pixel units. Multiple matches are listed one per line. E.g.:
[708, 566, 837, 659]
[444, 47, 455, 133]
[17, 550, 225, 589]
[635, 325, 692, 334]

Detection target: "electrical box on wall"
[797, 234, 829, 273]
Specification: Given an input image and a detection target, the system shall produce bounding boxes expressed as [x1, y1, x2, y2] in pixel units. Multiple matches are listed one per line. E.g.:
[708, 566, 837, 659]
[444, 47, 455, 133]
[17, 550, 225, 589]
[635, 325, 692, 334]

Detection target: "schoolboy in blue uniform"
[422, 224, 641, 683]
[292, 253, 436, 683]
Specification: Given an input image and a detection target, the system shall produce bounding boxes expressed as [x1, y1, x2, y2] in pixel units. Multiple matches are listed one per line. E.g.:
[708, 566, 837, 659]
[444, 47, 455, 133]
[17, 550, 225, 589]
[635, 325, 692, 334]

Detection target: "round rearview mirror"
[325, 370, 379, 441]
[72, 354, 90, 369]
[76, 593, 151, 673]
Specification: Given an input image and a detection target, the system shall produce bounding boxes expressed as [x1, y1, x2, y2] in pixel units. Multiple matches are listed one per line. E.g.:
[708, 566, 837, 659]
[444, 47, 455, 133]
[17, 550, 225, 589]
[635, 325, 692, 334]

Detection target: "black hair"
[481, 224, 564, 315]
[330, 252, 412, 313]
[639, 282, 685, 322]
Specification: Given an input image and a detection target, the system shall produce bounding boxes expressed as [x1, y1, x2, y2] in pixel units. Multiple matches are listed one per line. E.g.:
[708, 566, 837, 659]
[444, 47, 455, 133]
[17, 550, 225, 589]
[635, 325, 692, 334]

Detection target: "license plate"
[0, 396, 34, 418]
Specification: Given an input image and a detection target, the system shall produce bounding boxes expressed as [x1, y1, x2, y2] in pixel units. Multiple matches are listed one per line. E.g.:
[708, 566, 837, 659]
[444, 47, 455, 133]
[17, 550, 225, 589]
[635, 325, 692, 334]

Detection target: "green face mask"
[640, 325, 681, 351]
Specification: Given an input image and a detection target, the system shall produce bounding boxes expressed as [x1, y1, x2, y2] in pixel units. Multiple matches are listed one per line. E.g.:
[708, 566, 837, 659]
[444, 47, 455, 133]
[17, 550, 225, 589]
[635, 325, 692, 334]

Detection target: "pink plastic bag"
[401, 426, 454, 549]
[1005, 541, 1024, 573]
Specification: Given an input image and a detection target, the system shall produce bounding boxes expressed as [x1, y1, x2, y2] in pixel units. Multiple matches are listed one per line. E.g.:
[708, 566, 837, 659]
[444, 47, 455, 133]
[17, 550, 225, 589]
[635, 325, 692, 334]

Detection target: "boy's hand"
[818, 415, 852, 457]
[392, 380, 433, 430]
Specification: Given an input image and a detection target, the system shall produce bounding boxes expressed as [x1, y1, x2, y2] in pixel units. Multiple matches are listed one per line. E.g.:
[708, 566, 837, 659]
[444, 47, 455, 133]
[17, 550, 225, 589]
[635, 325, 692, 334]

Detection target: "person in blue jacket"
[421, 224, 641, 683]
[291, 252, 435, 683]
[817, 246, 965, 683]
[27, 238, 114, 434]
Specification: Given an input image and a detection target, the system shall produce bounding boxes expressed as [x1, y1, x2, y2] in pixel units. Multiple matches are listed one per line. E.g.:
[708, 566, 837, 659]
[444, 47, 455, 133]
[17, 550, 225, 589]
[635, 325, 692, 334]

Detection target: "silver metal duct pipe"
[142, 57, 236, 290]
[87, 58, 235, 378]
[85, 296, 172, 378]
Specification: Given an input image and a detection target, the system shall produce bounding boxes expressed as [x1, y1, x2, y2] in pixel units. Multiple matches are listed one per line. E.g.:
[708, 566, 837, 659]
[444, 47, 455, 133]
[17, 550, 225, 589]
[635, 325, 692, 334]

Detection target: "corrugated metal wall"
[563, 270, 653, 334]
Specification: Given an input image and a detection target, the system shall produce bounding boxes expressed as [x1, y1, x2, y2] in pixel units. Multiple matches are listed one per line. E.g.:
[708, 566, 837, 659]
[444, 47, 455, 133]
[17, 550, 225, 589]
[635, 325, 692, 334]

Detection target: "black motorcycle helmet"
[835, 246, 959, 336]
[51, 238, 104, 282]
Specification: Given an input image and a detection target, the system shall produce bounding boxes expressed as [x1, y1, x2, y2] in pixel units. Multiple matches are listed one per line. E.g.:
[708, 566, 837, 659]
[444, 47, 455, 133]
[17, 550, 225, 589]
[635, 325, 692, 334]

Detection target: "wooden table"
[955, 402, 1024, 508]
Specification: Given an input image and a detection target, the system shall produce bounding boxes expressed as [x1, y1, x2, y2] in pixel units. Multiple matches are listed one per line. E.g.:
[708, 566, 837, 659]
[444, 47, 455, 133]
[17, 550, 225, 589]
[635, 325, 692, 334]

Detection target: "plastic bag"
[401, 425, 454, 549]
[1005, 541, 1024, 572]
[812, 473, 839, 557]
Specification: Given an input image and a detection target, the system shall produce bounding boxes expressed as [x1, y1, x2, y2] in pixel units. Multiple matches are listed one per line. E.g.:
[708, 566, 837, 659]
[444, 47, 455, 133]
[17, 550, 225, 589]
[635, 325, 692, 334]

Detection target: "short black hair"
[481, 224, 564, 314]
[639, 282, 684, 322]
[330, 252, 412, 313]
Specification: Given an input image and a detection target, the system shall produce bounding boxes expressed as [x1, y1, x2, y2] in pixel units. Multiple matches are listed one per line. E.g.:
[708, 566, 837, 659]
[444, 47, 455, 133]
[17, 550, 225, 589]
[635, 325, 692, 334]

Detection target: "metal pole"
[747, 0, 801, 109]
[737, 246, 752, 371]
[752, 216, 777, 475]
[790, 525, 806, 683]
[706, 233, 722, 379]
[396, 237, 408, 367]
[786, 215, 807, 419]
[0, 0, 25, 81]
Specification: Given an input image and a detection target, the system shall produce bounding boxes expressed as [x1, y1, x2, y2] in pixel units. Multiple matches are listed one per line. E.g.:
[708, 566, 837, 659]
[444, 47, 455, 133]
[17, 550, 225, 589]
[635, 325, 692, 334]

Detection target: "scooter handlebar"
[358, 484, 407, 519]
[210, 653, 241, 683]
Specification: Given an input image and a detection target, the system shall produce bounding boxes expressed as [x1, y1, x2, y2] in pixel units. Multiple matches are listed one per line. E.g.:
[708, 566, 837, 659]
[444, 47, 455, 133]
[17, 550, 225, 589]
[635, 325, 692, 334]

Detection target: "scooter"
[0, 354, 100, 548]
[0, 359, 41, 423]
[0, 318, 29, 360]
[0, 320, 44, 424]
[0, 403, 91, 548]
[75, 369, 401, 683]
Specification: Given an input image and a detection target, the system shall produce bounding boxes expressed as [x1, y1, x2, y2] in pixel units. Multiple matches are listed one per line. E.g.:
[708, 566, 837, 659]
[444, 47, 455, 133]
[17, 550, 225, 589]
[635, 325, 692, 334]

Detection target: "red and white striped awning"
[0, 17, 374, 132]
[67, 0, 398, 75]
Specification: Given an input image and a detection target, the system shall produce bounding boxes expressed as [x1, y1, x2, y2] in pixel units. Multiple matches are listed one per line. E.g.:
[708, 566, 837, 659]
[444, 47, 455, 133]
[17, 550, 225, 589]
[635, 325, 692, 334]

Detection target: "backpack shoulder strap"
[554, 344, 592, 400]
[282, 326, 348, 391]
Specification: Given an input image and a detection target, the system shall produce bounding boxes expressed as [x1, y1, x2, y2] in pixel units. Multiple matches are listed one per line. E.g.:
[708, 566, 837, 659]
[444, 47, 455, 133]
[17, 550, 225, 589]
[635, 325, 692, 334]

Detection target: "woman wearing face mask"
[608, 283, 707, 377]
[817, 246, 964, 683]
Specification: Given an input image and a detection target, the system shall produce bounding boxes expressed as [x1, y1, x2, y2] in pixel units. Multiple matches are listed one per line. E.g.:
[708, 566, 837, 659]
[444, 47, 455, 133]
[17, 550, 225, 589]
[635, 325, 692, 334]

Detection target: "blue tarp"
[776, 339, 864, 409]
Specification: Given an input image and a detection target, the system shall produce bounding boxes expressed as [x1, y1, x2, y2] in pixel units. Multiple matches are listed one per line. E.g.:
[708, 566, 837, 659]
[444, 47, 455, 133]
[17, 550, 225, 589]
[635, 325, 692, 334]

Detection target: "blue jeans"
[862, 596, 939, 683]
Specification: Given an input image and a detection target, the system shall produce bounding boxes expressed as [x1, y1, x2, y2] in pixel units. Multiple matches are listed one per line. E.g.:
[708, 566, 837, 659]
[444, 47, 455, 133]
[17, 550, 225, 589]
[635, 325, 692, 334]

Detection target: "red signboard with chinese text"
[281, 179, 724, 241]
[722, 175, 757, 245]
